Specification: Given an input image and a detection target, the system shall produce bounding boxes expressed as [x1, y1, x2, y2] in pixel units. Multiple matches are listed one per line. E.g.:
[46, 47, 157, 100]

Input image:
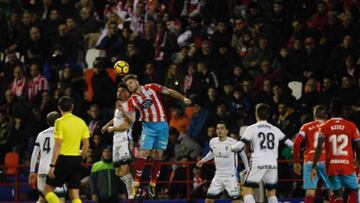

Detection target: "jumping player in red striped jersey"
[118, 74, 191, 199]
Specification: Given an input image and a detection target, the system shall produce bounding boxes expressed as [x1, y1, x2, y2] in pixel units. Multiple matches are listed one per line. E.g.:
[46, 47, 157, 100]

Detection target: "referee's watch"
[49, 164, 56, 168]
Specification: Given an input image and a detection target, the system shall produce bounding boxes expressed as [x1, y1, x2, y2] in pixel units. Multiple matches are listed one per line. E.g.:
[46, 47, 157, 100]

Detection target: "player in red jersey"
[119, 74, 191, 199]
[293, 105, 332, 203]
[312, 98, 360, 203]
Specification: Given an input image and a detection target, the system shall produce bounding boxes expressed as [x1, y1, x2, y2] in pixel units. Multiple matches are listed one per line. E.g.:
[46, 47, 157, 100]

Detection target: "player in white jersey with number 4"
[231, 103, 293, 203]
[102, 83, 135, 199]
[28, 111, 66, 203]
[197, 121, 249, 203]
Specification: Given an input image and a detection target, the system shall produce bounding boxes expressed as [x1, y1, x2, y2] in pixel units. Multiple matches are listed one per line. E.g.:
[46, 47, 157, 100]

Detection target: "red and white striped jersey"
[127, 83, 166, 122]
[28, 75, 49, 101]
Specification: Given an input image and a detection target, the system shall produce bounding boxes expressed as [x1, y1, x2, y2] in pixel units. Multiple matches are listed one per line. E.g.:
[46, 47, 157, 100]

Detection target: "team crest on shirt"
[141, 99, 153, 109]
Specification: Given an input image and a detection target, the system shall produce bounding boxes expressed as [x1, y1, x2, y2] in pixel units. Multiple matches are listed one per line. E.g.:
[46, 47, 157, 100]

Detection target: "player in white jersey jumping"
[197, 121, 249, 203]
[231, 103, 293, 203]
[28, 111, 65, 203]
[102, 83, 135, 199]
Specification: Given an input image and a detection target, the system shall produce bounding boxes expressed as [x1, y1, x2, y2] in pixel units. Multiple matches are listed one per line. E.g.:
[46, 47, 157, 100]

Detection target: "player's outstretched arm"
[101, 119, 114, 133]
[110, 118, 131, 133]
[239, 150, 249, 169]
[196, 151, 214, 167]
[231, 139, 247, 152]
[116, 103, 136, 123]
[161, 87, 192, 105]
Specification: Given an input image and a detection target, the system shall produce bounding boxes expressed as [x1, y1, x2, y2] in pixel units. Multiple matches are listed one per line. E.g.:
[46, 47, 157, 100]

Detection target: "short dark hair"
[117, 82, 128, 89]
[329, 97, 344, 117]
[58, 96, 73, 112]
[217, 121, 229, 130]
[256, 103, 270, 120]
[313, 105, 327, 120]
[47, 111, 60, 126]
[121, 74, 138, 83]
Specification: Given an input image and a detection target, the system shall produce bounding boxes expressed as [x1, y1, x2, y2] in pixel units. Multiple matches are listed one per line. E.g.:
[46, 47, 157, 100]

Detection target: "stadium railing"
[0, 160, 301, 201]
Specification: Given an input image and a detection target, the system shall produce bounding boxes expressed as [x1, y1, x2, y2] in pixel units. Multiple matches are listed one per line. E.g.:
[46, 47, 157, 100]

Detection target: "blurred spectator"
[167, 156, 189, 199]
[10, 65, 27, 99]
[172, 127, 202, 161]
[91, 146, 126, 203]
[24, 26, 48, 62]
[86, 104, 103, 136]
[188, 62, 219, 96]
[142, 62, 162, 84]
[0, 109, 10, 165]
[8, 112, 31, 160]
[169, 106, 190, 134]
[164, 63, 184, 93]
[273, 100, 300, 138]
[187, 99, 210, 144]
[183, 63, 195, 96]
[27, 62, 49, 104]
[191, 166, 209, 199]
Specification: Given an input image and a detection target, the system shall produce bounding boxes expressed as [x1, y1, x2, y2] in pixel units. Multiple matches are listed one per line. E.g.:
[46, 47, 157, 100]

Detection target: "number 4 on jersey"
[43, 137, 51, 153]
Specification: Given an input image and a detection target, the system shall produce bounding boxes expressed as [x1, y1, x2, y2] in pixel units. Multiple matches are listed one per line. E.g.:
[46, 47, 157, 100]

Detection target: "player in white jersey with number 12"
[197, 121, 249, 203]
[28, 111, 65, 203]
[231, 103, 293, 203]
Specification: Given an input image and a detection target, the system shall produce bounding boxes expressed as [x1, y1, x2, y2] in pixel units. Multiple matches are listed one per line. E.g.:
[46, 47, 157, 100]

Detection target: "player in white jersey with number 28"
[28, 111, 65, 203]
[197, 121, 249, 203]
[231, 103, 293, 203]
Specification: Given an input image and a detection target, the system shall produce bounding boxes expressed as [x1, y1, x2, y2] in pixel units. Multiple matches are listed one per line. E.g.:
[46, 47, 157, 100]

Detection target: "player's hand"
[101, 125, 108, 134]
[107, 126, 114, 133]
[196, 161, 203, 168]
[310, 168, 317, 180]
[28, 172, 37, 185]
[183, 97, 192, 105]
[48, 167, 55, 179]
[293, 163, 302, 176]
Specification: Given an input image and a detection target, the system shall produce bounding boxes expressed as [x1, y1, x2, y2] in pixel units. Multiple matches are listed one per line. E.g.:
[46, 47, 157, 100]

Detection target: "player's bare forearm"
[81, 138, 90, 159]
[163, 88, 191, 105]
[50, 138, 62, 165]
[312, 136, 324, 169]
[104, 119, 114, 127]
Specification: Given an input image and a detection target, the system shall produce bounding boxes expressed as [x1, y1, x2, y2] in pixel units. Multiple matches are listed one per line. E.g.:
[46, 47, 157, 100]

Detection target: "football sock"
[150, 159, 162, 186]
[45, 192, 60, 203]
[268, 196, 278, 203]
[134, 156, 146, 182]
[347, 191, 357, 203]
[243, 194, 256, 203]
[305, 196, 315, 203]
[121, 173, 134, 199]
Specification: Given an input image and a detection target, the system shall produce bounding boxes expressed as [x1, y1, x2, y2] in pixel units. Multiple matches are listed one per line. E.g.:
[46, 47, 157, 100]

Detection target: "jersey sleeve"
[318, 123, 328, 138]
[82, 120, 90, 139]
[29, 135, 41, 173]
[145, 83, 163, 93]
[127, 98, 136, 112]
[298, 125, 307, 138]
[241, 126, 254, 142]
[54, 119, 62, 139]
[352, 124, 360, 142]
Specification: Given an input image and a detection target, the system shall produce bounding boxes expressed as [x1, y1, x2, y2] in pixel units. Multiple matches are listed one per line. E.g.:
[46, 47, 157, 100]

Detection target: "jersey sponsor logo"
[257, 124, 271, 129]
[330, 159, 349, 164]
[257, 165, 277, 170]
[141, 99, 153, 109]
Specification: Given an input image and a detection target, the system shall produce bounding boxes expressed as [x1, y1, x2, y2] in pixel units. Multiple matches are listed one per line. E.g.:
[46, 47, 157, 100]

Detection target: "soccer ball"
[114, 60, 130, 76]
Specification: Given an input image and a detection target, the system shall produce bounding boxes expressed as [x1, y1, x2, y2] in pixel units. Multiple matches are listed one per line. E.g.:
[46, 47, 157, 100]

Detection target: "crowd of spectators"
[1, 0, 360, 200]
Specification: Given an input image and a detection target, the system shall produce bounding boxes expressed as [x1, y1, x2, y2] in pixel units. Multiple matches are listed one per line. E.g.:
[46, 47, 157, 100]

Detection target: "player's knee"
[265, 189, 276, 197]
[305, 189, 316, 197]
[242, 186, 253, 195]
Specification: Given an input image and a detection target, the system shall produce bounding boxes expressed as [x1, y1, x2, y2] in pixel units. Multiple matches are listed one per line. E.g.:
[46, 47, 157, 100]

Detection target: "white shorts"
[37, 174, 67, 194]
[243, 165, 278, 189]
[207, 174, 240, 199]
[113, 139, 132, 165]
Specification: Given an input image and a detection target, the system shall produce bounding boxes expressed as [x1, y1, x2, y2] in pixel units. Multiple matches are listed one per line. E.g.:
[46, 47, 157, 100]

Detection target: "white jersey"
[241, 121, 287, 166]
[209, 137, 239, 177]
[113, 102, 132, 142]
[30, 127, 54, 174]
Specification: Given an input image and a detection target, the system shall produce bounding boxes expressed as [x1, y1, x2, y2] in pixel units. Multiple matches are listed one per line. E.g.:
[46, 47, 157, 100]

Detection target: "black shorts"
[46, 155, 82, 189]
